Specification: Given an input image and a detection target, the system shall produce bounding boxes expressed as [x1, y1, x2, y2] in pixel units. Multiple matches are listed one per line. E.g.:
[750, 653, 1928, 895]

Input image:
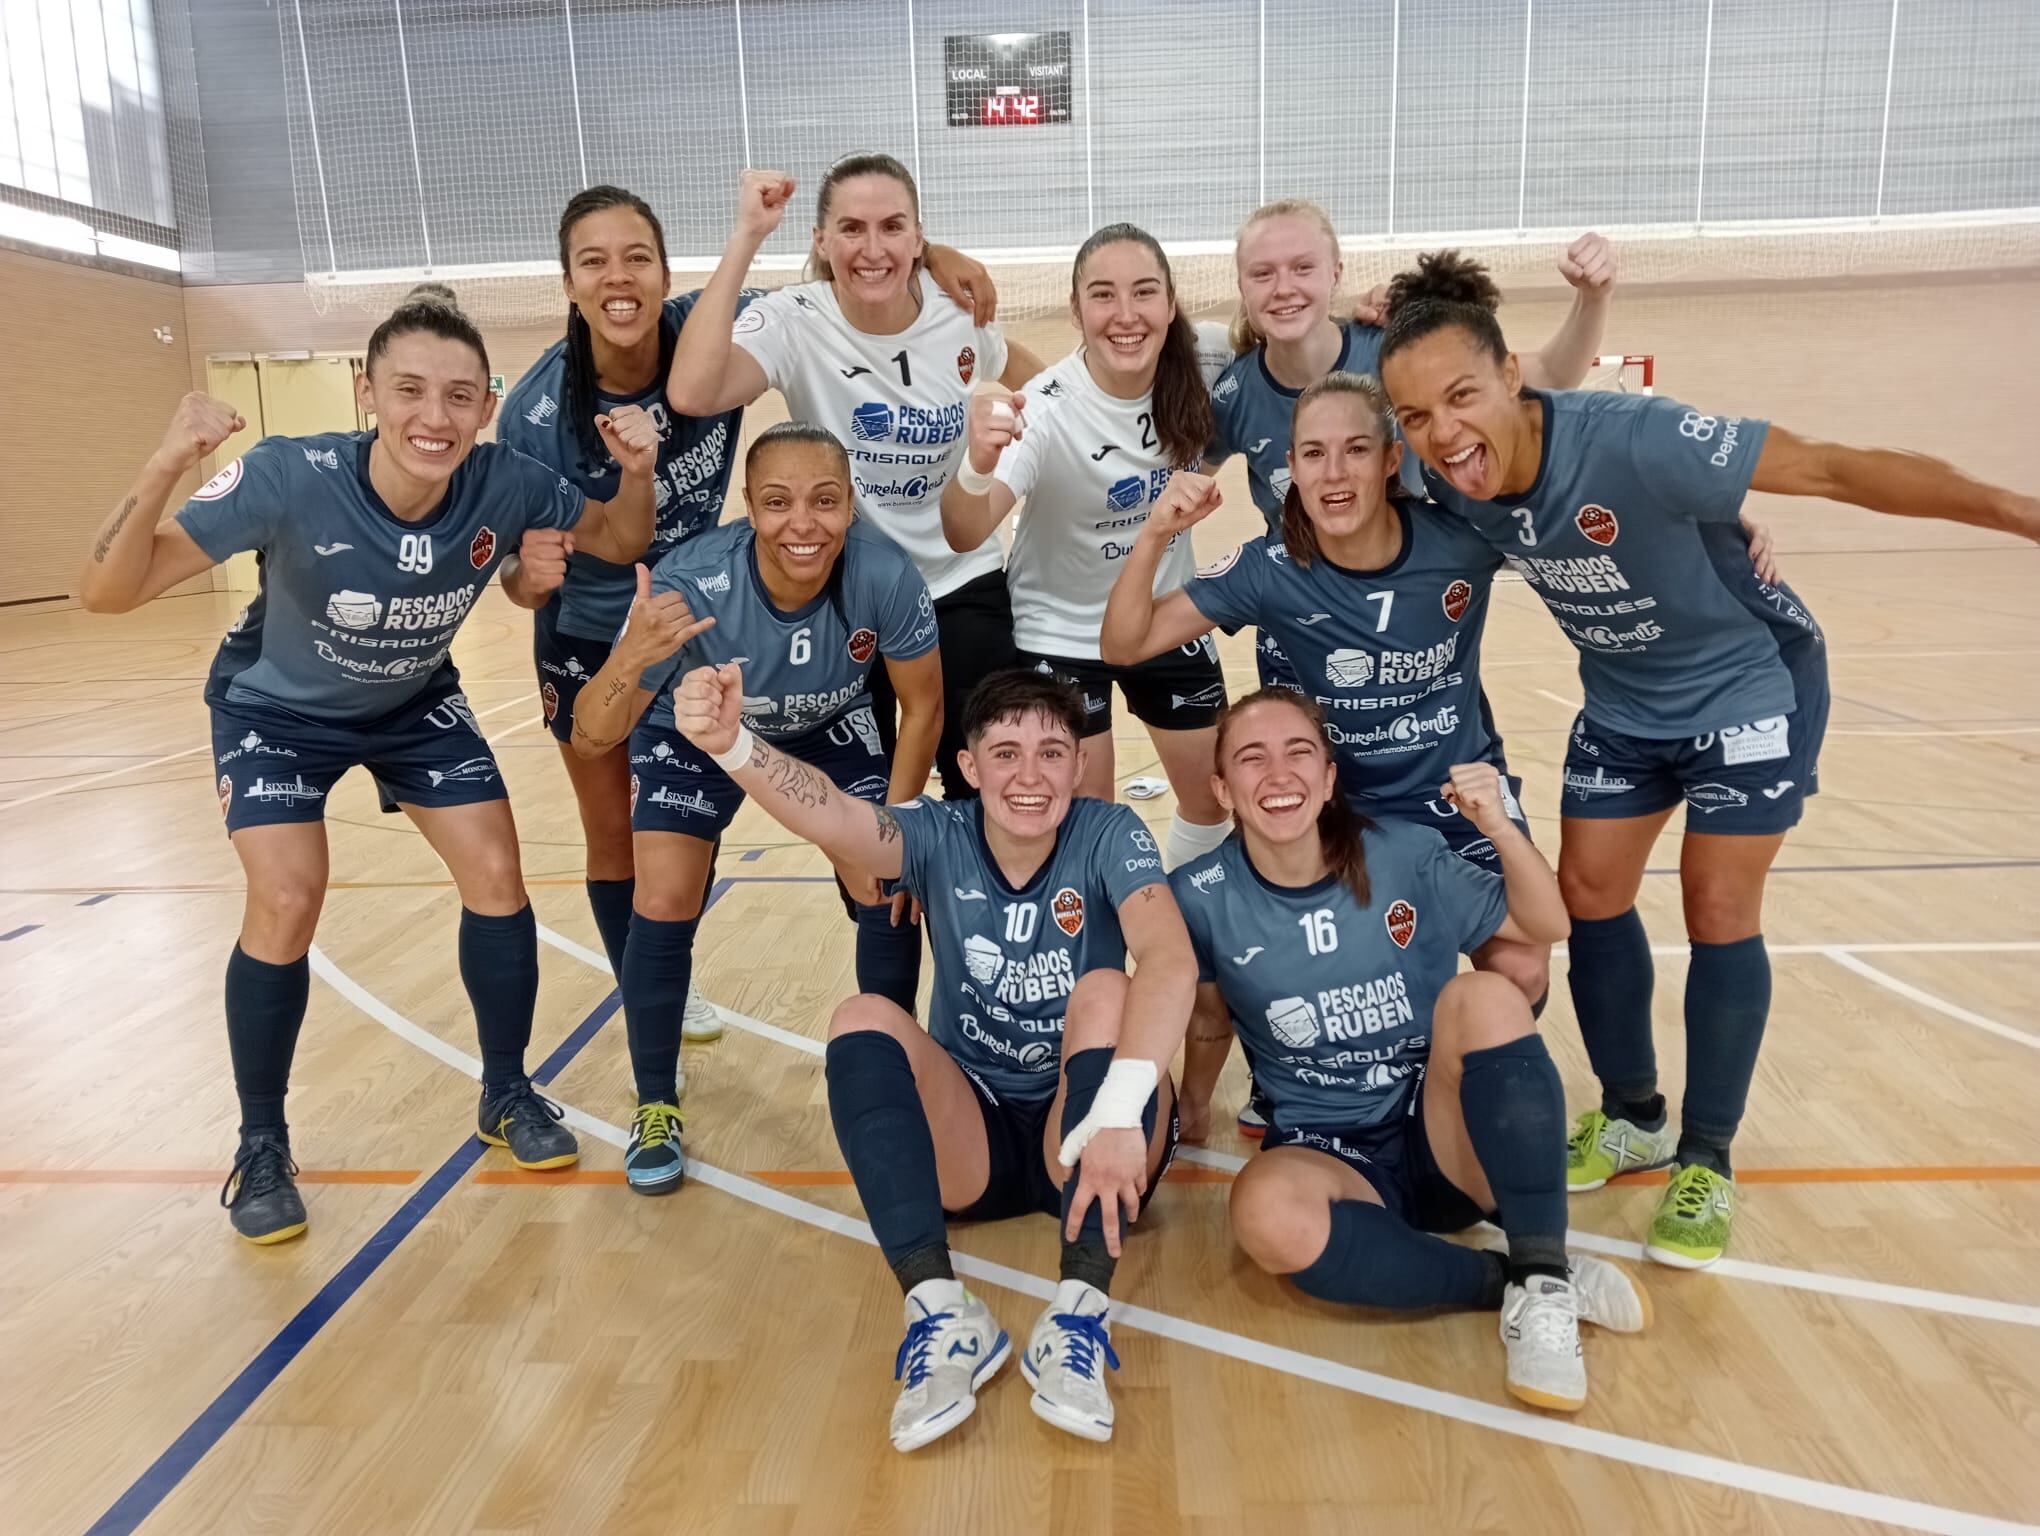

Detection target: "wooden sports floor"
[4, 281, 2038, 1535]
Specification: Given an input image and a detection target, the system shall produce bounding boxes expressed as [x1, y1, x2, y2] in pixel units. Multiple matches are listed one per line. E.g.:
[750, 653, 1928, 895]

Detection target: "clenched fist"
[1437, 762, 1515, 837]
[155, 392, 245, 475]
[1145, 469, 1223, 543]
[675, 660, 746, 758]
[515, 527, 574, 600]
[735, 169, 795, 245]
[595, 403, 660, 479]
[964, 390, 1026, 476]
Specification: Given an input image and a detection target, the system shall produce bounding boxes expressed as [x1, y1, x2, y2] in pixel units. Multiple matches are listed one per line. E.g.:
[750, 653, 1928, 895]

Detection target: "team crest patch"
[847, 627, 878, 664]
[1197, 545, 1243, 579]
[1052, 886, 1085, 937]
[218, 773, 233, 817]
[1384, 899, 1416, 949]
[957, 346, 976, 385]
[541, 682, 560, 722]
[1574, 504, 1618, 547]
[1442, 579, 1472, 622]
[469, 526, 497, 568]
[192, 459, 243, 501]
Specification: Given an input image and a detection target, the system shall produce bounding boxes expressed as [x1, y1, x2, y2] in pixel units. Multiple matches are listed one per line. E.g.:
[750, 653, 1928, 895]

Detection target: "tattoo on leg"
[93, 496, 138, 563]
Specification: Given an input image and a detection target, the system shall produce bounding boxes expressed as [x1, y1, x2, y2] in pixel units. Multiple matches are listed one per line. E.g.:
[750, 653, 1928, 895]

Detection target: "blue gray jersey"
[178, 432, 582, 723]
[500, 290, 758, 643]
[1171, 822, 1508, 1130]
[893, 795, 1167, 1102]
[1208, 320, 1423, 528]
[1183, 505, 1506, 815]
[635, 520, 935, 736]
[1423, 391, 1823, 739]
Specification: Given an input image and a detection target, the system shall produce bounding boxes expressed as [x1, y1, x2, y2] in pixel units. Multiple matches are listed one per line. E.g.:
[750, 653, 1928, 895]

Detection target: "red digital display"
[981, 91, 1042, 126]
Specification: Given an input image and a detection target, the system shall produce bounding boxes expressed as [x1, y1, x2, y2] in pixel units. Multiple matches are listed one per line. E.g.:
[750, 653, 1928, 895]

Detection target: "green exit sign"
[489, 374, 505, 395]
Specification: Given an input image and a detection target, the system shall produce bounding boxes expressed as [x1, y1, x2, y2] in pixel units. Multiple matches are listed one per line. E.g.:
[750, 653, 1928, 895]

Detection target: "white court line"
[310, 949, 2040, 1536]
[1826, 725, 2040, 738]
[537, 929, 2040, 1329]
[1564, 942, 2040, 958]
[1534, 689, 1581, 710]
[1822, 948, 2040, 1052]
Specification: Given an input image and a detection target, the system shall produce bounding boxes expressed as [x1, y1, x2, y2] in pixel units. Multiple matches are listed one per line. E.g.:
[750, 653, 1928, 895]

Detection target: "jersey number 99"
[398, 534, 434, 575]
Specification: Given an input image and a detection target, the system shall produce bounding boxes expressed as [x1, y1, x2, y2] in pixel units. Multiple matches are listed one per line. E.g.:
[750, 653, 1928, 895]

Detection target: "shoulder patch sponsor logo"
[525, 393, 558, 425]
[1266, 995, 1320, 1048]
[303, 446, 340, 472]
[957, 346, 976, 385]
[846, 627, 878, 664]
[1188, 863, 1225, 892]
[1038, 378, 1064, 398]
[1384, 898, 1417, 948]
[1574, 504, 1618, 547]
[1052, 886, 1085, 937]
[733, 306, 767, 335]
[1685, 782, 1749, 813]
[326, 590, 383, 629]
[469, 526, 497, 568]
[1211, 374, 1239, 402]
[192, 459, 243, 501]
[695, 571, 732, 596]
[1442, 579, 1472, 622]
[1196, 545, 1243, 579]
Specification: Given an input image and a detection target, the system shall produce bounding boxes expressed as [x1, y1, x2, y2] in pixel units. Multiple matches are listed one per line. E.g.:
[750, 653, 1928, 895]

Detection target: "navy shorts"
[1262, 1079, 1490, 1234]
[1388, 773, 1532, 871]
[533, 596, 613, 745]
[1018, 635, 1227, 738]
[1560, 643, 1830, 835]
[949, 1061, 1180, 1223]
[211, 686, 505, 834]
[628, 704, 892, 836]
[1254, 630, 1306, 694]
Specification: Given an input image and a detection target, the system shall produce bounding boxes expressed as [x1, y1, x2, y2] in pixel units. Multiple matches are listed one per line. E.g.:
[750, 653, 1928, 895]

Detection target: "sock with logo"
[1164, 813, 1232, 872]
[826, 1030, 951, 1291]
[1565, 907, 1661, 1122]
[584, 877, 634, 980]
[851, 898, 922, 1014]
[1055, 1047, 1165, 1296]
[1676, 935, 1769, 1176]
[1458, 1035, 1570, 1283]
[1290, 1200, 1508, 1311]
[621, 911, 697, 1104]
[225, 945, 309, 1138]
[462, 905, 539, 1096]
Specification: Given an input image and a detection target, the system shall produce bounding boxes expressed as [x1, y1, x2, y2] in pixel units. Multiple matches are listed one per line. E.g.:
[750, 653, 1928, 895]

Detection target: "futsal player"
[670, 662, 1189, 1449]
[1174, 689, 1650, 1411]
[666, 159, 1042, 801]
[568, 423, 940, 1196]
[497, 185, 753, 1052]
[1379, 250, 2040, 1266]
[939, 222, 1237, 871]
[77, 285, 661, 1242]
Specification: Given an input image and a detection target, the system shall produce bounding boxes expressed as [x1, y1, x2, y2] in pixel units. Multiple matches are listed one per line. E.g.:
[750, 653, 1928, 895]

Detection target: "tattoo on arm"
[757, 743, 831, 810]
[872, 805, 901, 845]
[93, 497, 138, 563]
[571, 718, 626, 754]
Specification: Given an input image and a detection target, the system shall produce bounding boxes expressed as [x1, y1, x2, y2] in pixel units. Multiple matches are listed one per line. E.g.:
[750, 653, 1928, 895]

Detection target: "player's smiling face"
[816, 174, 923, 311]
[1213, 697, 1338, 849]
[961, 708, 1084, 840]
[360, 331, 494, 485]
[743, 441, 854, 590]
[1290, 390, 1400, 539]
[1236, 215, 1340, 345]
[1382, 327, 1525, 502]
[1074, 241, 1175, 391]
[562, 204, 668, 354]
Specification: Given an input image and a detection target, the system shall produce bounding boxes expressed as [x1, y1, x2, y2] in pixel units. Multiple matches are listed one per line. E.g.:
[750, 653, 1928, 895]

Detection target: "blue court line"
[738, 848, 766, 862]
[85, 980, 626, 1536]
[1, 924, 39, 941]
[77, 892, 115, 907]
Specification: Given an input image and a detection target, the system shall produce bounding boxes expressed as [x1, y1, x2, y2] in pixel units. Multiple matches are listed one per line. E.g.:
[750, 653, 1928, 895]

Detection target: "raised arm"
[665, 171, 787, 418]
[567, 405, 659, 563]
[1440, 763, 1569, 946]
[498, 528, 573, 610]
[673, 659, 907, 882]
[1098, 470, 1225, 665]
[1749, 425, 2040, 541]
[569, 563, 714, 758]
[940, 389, 1023, 552]
[1518, 233, 1616, 391]
[77, 393, 239, 613]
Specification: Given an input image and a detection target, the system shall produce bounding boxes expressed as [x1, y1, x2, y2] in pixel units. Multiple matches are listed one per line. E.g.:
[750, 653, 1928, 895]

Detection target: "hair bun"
[402, 280, 462, 314]
[1385, 250, 1500, 320]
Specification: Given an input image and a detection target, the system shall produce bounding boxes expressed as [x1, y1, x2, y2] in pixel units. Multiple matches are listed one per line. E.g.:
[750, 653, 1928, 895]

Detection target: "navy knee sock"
[1566, 908, 1664, 1126]
[1290, 1200, 1506, 1311]
[1056, 1047, 1163, 1295]
[1677, 935, 1771, 1177]
[583, 877, 635, 981]
[852, 899, 921, 1014]
[825, 1031, 951, 1292]
[621, 912, 697, 1104]
[1458, 1036, 1570, 1281]
[225, 945, 309, 1139]
[461, 906, 538, 1096]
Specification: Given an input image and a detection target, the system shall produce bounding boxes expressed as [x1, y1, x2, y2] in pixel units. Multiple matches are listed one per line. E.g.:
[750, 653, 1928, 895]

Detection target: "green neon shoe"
[1645, 1163, 1737, 1269]
[1566, 1109, 1677, 1192]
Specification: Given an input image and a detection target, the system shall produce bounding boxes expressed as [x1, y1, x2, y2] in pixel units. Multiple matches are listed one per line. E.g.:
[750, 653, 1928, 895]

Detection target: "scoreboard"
[944, 32, 1073, 127]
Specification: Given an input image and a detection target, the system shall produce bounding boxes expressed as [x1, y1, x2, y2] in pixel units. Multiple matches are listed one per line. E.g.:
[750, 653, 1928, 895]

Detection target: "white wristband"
[1055, 1057, 1160, 1167]
[954, 458, 998, 496]
[707, 724, 755, 774]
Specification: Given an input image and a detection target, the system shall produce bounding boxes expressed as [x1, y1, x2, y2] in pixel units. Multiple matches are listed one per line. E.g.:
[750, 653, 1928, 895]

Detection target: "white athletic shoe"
[889, 1279, 1010, 1453]
[1569, 1254, 1652, 1333]
[681, 988, 724, 1042]
[1021, 1280, 1119, 1442]
[1500, 1274, 1587, 1412]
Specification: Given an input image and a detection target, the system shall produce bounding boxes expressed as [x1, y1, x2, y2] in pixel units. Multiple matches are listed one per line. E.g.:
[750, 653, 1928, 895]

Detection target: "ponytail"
[1072, 223, 1214, 470]
[1212, 688, 1375, 907]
